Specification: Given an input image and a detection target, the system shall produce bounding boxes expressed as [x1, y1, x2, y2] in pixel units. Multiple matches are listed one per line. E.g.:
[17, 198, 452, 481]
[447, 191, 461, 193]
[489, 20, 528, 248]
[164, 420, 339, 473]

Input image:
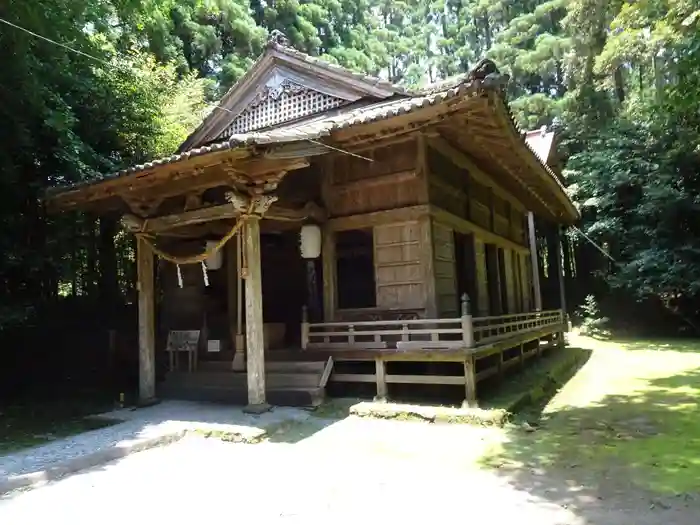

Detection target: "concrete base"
[461, 399, 479, 410]
[231, 352, 246, 372]
[136, 397, 161, 409]
[243, 403, 272, 415]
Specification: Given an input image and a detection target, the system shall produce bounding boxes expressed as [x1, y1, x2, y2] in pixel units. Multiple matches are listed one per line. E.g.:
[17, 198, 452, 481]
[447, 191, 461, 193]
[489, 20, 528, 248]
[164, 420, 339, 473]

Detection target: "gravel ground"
[0, 401, 309, 478]
[1, 416, 692, 525]
[0, 436, 580, 524]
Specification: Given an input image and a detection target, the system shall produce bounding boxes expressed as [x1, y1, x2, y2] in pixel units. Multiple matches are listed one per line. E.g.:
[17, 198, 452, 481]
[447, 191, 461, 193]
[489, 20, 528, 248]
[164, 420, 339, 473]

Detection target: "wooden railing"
[301, 298, 564, 351]
[473, 310, 563, 345]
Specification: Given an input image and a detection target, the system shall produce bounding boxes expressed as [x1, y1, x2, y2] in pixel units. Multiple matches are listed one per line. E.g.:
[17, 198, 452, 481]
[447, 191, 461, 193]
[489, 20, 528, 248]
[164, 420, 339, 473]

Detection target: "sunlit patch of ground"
[482, 333, 700, 494]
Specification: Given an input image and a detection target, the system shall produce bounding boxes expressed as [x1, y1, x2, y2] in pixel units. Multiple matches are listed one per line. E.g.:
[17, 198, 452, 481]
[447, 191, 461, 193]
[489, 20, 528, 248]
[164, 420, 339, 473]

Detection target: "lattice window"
[219, 80, 345, 139]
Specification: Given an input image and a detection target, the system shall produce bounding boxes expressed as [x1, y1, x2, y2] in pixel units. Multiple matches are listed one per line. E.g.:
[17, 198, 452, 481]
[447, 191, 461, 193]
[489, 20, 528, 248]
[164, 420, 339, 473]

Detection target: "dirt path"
[1, 417, 697, 524]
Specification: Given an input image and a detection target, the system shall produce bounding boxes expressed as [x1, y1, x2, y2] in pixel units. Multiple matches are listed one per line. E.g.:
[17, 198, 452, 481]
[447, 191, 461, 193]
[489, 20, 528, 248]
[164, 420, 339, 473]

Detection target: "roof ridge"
[268, 41, 412, 96]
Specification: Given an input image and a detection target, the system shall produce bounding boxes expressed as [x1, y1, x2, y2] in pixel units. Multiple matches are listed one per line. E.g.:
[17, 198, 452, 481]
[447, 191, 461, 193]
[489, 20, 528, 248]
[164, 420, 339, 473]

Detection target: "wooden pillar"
[321, 225, 336, 322]
[554, 226, 567, 315]
[554, 226, 568, 342]
[227, 238, 245, 370]
[527, 212, 542, 311]
[137, 237, 156, 404]
[420, 215, 438, 317]
[243, 218, 268, 410]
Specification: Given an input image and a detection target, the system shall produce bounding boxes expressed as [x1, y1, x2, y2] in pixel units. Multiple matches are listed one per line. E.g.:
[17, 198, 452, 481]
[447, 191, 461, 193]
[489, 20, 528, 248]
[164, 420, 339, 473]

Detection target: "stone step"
[158, 383, 324, 407]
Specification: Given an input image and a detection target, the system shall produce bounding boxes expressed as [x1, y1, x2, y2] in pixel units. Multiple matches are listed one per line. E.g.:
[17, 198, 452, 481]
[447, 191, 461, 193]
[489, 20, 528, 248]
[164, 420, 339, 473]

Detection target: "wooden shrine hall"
[45, 33, 579, 410]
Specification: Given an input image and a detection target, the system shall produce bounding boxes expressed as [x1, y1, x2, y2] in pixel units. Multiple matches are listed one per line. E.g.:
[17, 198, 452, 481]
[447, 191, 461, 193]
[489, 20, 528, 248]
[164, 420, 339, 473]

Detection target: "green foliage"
[577, 295, 609, 337]
[4, 0, 700, 332]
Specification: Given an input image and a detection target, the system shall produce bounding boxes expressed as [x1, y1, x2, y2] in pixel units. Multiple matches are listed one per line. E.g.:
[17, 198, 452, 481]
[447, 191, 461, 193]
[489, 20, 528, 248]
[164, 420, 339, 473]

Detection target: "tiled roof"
[524, 127, 556, 166]
[46, 78, 482, 195]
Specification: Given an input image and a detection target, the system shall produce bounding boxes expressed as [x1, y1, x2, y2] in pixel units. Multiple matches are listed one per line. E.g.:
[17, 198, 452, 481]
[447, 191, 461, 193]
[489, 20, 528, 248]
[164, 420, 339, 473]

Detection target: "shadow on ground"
[483, 339, 700, 521]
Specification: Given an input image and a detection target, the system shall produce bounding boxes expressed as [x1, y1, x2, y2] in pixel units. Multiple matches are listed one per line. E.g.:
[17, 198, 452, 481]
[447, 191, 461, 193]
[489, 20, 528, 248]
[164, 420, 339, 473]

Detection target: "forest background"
[1, 0, 700, 394]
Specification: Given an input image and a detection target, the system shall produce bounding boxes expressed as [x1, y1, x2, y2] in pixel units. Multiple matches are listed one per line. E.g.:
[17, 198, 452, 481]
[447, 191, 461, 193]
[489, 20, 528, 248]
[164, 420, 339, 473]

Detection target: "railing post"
[301, 305, 309, 350]
[461, 293, 474, 348]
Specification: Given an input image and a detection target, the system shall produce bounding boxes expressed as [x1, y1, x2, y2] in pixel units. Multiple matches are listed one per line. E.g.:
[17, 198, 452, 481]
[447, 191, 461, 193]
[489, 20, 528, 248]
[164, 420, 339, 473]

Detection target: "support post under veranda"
[137, 236, 157, 405]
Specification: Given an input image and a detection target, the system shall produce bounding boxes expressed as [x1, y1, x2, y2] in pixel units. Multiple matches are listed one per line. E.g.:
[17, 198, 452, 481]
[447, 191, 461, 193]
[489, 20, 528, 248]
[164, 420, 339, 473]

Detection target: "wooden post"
[420, 215, 438, 317]
[228, 235, 245, 371]
[527, 212, 542, 312]
[519, 342, 525, 368]
[137, 237, 156, 404]
[554, 225, 568, 341]
[497, 350, 504, 381]
[301, 305, 309, 350]
[461, 293, 474, 348]
[463, 357, 477, 408]
[374, 358, 387, 402]
[321, 225, 336, 322]
[243, 217, 268, 411]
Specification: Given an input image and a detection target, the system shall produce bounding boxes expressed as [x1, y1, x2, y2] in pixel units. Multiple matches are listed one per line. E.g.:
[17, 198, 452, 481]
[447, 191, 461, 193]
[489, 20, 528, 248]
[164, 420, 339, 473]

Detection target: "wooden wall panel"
[327, 140, 426, 217]
[502, 248, 516, 313]
[469, 200, 491, 230]
[474, 239, 490, 316]
[373, 221, 425, 310]
[432, 221, 458, 317]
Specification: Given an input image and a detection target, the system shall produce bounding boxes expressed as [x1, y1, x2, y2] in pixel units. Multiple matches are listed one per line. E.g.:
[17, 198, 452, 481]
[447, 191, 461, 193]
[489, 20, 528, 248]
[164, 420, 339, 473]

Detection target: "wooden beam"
[243, 217, 268, 410]
[328, 205, 431, 231]
[137, 237, 156, 404]
[333, 170, 417, 193]
[124, 200, 326, 234]
[229, 158, 309, 178]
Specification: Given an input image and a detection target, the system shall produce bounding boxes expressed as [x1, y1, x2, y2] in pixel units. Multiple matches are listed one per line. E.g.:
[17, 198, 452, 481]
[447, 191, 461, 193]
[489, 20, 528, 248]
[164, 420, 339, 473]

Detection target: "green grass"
[482, 334, 700, 494]
[0, 398, 116, 454]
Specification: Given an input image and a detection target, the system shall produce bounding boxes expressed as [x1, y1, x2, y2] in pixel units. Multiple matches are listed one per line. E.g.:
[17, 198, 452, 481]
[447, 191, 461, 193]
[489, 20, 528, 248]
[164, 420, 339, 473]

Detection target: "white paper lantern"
[205, 241, 223, 270]
[300, 224, 322, 259]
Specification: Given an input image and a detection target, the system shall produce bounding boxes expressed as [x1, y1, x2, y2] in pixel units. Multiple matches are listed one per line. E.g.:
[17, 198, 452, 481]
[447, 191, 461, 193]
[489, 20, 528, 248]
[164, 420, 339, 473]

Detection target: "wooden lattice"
[220, 80, 345, 138]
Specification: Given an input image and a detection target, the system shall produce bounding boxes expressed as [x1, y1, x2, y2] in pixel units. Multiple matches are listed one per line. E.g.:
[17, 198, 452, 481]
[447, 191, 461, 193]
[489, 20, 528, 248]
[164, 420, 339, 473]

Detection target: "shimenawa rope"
[135, 202, 255, 265]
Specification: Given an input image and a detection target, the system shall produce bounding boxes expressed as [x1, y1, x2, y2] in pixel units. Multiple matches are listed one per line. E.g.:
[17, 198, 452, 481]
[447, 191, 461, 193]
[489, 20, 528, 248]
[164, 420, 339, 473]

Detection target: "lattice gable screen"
[217, 78, 347, 139]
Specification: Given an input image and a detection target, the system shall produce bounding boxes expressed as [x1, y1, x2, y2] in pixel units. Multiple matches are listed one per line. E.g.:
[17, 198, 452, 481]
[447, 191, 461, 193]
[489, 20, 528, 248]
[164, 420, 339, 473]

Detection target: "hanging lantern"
[300, 224, 322, 259]
[205, 241, 223, 270]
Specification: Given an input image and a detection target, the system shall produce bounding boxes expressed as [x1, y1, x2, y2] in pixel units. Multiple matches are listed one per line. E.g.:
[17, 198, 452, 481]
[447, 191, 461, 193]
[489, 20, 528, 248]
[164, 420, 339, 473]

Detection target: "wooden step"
[159, 383, 325, 407]
[265, 361, 326, 374]
[166, 371, 324, 390]
[197, 360, 326, 374]
[160, 357, 332, 408]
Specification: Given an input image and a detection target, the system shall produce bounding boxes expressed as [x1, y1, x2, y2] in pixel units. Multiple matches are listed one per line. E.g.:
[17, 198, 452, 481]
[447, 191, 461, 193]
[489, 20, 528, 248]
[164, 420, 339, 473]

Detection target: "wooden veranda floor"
[160, 312, 566, 407]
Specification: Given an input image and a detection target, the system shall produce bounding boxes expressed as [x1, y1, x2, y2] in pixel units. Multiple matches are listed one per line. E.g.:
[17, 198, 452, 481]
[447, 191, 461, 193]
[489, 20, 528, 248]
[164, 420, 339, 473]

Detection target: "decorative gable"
[179, 37, 404, 151]
[217, 77, 346, 140]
